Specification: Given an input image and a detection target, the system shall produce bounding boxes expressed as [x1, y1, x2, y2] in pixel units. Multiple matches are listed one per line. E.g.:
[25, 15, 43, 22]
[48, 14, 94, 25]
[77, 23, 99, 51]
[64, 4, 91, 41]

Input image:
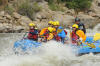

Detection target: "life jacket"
[55, 35, 61, 41]
[28, 29, 38, 41]
[40, 28, 52, 41]
[76, 30, 86, 42]
[38, 30, 41, 33]
[93, 33, 100, 41]
[39, 28, 48, 36]
[57, 26, 66, 38]
[47, 33, 54, 41]
[64, 30, 67, 35]
[54, 26, 66, 41]
[70, 31, 79, 44]
[52, 30, 61, 41]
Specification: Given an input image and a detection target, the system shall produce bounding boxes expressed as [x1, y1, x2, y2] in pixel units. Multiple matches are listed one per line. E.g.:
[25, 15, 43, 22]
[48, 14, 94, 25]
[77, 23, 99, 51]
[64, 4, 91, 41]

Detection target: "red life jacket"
[55, 35, 61, 41]
[28, 29, 38, 40]
[43, 30, 49, 38]
[71, 31, 79, 44]
[53, 32, 61, 41]
[64, 30, 67, 35]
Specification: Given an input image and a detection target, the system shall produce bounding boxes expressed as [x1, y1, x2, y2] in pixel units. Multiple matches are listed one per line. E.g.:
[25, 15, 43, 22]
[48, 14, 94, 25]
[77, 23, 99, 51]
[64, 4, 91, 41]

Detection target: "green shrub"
[46, 0, 65, 11]
[0, 0, 2, 5]
[49, 3, 58, 11]
[4, 5, 14, 15]
[66, 0, 92, 11]
[18, 0, 41, 20]
[49, 3, 65, 11]
[46, 0, 92, 11]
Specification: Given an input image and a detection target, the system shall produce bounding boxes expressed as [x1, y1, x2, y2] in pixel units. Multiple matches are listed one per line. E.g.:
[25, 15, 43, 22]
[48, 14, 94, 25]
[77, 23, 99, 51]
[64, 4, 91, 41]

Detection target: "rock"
[0, 16, 3, 20]
[91, 0, 100, 14]
[13, 12, 21, 19]
[35, 13, 42, 19]
[36, 22, 48, 29]
[4, 14, 12, 20]
[0, 11, 5, 16]
[78, 14, 94, 19]
[52, 13, 75, 26]
[88, 11, 97, 17]
[0, 20, 4, 23]
[65, 9, 75, 16]
[13, 25, 24, 30]
[77, 14, 98, 28]
[0, 23, 11, 33]
[95, 14, 100, 18]
[18, 16, 32, 26]
[94, 23, 100, 31]
[0, 23, 4, 29]
[0, 0, 100, 32]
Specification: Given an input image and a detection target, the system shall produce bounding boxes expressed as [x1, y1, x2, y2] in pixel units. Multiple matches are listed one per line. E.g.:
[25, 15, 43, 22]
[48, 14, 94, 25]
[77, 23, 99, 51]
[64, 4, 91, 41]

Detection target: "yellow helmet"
[48, 27, 53, 32]
[53, 21, 60, 26]
[53, 22, 57, 26]
[51, 21, 54, 25]
[48, 21, 53, 24]
[56, 21, 60, 25]
[72, 24, 78, 28]
[29, 23, 35, 27]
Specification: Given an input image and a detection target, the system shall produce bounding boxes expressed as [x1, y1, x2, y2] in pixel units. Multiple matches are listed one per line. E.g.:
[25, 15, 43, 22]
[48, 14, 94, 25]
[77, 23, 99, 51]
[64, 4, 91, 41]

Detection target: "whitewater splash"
[0, 33, 100, 66]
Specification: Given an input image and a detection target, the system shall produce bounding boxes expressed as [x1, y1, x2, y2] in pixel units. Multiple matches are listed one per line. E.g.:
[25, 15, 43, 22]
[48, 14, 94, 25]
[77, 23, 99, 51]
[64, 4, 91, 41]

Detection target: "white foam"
[0, 33, 100, 66]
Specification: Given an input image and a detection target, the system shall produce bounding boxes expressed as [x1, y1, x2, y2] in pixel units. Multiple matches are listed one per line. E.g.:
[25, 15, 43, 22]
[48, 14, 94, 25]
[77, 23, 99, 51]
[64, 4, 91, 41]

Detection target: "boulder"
[88, 11, 96, 17]
[18, 16, 32, 27]
[65, 9, 75, 16]
[4, 14, 12, 20]
[90, 0, 100, 14]
[0, 11, 5, 16]
[77, 14, 99, 28]
[13, 12, 21, 19]
[0, 16, 3, 20]
[52, 12, 75, 27]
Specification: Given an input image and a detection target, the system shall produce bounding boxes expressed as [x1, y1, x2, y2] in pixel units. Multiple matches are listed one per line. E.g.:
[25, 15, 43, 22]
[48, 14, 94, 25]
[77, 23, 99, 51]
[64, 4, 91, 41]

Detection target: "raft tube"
[85, 36, 100, 43]
[78, 43, 100, 55]
[13, 39, 41, 53]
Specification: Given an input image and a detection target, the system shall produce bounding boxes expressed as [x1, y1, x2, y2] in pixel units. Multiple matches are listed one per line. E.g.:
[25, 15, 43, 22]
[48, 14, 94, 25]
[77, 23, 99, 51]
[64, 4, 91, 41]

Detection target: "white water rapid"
[0, 28, 100, 66]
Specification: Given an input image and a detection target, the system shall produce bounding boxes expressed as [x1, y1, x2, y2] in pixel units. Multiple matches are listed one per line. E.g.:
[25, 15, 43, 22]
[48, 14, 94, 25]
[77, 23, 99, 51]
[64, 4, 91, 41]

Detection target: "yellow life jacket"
[47, 33, 54, 41]
[39, 28, 48, 36]
[76, 30, 86, 42]
[93, 33, 100, 41]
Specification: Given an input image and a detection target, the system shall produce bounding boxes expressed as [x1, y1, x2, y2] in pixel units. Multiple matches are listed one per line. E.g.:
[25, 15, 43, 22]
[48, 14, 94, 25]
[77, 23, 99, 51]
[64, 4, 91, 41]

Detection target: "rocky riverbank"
[0, 0, 100, 33]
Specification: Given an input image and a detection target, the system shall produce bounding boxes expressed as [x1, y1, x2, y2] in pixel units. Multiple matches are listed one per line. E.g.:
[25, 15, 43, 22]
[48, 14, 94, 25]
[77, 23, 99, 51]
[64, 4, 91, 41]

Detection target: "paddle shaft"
[22, 32, 29, 39]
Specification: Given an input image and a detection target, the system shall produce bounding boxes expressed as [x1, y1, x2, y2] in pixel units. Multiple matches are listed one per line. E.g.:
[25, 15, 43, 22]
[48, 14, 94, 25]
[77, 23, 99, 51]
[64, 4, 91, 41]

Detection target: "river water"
[0, 33, 100, 66]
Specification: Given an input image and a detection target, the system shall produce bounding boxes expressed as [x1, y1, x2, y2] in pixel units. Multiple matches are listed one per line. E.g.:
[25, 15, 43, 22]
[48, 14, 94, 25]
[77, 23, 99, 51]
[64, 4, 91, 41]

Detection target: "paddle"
[81, 42, 96, 48]
[22, 32, 29, 40]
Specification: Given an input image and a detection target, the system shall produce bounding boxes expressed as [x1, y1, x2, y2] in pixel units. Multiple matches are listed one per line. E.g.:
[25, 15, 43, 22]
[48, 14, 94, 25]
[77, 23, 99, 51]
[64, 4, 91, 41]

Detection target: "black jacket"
[78, 23, 86, 33]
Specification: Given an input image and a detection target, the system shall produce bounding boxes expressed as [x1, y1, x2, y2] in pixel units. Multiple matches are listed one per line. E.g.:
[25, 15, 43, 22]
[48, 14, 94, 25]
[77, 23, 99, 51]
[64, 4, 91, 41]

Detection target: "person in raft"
[70, 24, 86, 45]
[75, 17, 86, 34]
[27, 22, 39, 42]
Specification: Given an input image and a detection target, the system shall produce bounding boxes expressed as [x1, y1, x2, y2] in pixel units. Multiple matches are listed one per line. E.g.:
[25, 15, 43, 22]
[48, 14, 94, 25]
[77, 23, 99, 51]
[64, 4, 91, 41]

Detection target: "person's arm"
[82, 24, 86, 33]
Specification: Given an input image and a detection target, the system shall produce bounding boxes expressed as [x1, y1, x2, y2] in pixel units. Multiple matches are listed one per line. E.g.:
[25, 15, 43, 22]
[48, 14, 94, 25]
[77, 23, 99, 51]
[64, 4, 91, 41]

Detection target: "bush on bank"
[17, 0, 41, 20]
[45, 0, 92, 11]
